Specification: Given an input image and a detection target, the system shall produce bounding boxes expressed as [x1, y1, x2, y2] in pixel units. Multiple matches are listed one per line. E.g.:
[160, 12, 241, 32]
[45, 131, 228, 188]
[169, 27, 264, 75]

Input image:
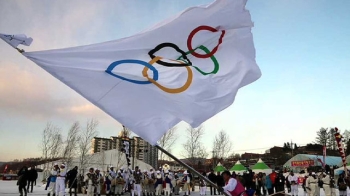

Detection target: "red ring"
[187, 25, 225, 59]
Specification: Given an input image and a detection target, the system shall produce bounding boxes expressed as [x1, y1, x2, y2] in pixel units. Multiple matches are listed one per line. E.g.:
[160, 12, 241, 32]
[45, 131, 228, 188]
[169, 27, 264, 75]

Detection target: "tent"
[230, 161, 247, 174]
[252, 159, 272, 174]
[214, 162, 226, 172]
[284, 154, 341, 173]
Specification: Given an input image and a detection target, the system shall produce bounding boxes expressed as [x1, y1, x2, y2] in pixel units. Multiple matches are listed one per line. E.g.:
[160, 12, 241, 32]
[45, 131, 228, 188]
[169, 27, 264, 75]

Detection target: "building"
[91, 135, 158, 168]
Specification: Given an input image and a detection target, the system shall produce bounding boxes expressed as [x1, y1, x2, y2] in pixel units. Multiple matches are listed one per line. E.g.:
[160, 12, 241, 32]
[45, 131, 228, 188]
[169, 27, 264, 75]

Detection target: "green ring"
[177, 45, 219, 76]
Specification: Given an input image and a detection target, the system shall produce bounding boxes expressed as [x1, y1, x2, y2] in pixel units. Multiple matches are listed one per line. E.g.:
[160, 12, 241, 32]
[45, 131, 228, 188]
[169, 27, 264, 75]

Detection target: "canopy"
[230, 161, 247, 174]
[284, 154, 341, 172]
[214, 162, 226, 172]
[252, 159, 272, 174]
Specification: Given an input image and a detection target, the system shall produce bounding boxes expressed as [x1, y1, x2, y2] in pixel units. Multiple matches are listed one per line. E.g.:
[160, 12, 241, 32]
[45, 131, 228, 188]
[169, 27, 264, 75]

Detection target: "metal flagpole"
[155, 145, 230, 196]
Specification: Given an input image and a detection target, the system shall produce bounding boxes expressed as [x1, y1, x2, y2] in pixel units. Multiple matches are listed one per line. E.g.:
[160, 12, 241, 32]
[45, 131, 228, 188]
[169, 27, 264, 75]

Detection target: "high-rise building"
[91, 135, 158, 168]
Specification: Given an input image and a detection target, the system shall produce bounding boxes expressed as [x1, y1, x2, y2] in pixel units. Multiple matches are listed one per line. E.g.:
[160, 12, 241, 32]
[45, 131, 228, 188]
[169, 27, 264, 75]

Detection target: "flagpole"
[155, 145, 230, 196]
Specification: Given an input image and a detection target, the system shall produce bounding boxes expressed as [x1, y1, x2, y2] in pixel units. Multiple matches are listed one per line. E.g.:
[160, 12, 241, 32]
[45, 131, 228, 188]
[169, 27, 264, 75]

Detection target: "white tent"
[252, 159, 272, 174]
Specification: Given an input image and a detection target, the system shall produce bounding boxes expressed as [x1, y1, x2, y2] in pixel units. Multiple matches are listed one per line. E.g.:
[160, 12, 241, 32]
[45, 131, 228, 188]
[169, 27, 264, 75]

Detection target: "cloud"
[0, 62, 110, 121]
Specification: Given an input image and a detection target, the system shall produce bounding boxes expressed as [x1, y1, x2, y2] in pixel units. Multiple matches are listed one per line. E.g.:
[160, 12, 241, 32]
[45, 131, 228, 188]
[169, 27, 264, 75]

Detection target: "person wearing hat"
[132, 166, 143, 196]
[287, 171, 298, 196]
[148, 169, 156, 196]
[199, 172, 207, 196]
[337, 173, 347, 196]
[181, 171, 190, 196]
[164, 170, 172, 196]
[95, 168, 104, 196]
[84, 168, 97, 196]
[308, 172, 318, 196]
[123, 168, 131, 193]
[142, 170, 150, 196]
[55, 163, 67, 196]
[47, 163, 59, 196]
[115, 171, 126, 196]
[154, 171, 163, 196]
[221, 170, 246, 196]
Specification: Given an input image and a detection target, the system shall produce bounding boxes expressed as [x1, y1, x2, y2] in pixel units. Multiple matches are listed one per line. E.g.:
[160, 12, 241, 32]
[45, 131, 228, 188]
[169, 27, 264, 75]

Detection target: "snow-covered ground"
[0, 180, 348, 195]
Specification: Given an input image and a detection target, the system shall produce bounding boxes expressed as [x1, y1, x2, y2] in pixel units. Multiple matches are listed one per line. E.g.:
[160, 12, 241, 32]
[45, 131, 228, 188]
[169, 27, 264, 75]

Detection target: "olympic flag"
[12, 0, 261, 144]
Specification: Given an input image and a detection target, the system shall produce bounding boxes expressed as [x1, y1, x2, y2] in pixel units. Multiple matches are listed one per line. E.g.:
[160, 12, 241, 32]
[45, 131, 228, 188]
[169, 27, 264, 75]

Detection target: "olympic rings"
[177, 45, 219, 75]
[148, 43, 192, 67]
[105, 59, 158, 84]
[142, 56, 193, 94]
[105, 25, 225, 93]
[187, 25, 225, 59]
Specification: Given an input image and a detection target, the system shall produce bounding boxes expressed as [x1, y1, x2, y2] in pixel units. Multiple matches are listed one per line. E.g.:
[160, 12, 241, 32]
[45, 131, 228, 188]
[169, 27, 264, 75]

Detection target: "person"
[154, 171, 163, 196]
[322, 172, 331, 196]
[84, 168, 96, 196]
[269, 170, 277, 194]
[216, 172, 225, 195]
[199, 172, 207, 196]
[44, 168, 52, 190]
[208, 170, 217, 195]
[48, 163, 59, 196]
[17, 166, 28, 196]
[133, 166, 143, 196]
[173, 173, 180, 195]
[221, 170, 246, 196]
[265, 174, 273, 195]
[288, 171, 298, 196]
[163, 170, 172, 196]
[56, 163, 67, 196]
[27, 166, 38, 193]
[308, 172, 318, 196]
[275, 171, 285, 194]
[95, 168, 104, 196]
[148, 169, 156, 196]
[67, 166, 78, 196]
[337, 173, 347, 196]
[115, 171, 125, 196]
[182, 171, 191, 196]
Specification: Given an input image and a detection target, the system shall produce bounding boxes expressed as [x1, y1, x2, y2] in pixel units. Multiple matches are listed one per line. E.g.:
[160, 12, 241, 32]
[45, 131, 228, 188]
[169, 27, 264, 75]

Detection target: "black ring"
[148, 43, 192, 67]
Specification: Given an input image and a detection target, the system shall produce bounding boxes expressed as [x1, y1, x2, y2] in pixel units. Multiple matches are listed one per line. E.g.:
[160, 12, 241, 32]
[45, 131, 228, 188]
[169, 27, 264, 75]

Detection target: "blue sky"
[0, 0, 349, 161]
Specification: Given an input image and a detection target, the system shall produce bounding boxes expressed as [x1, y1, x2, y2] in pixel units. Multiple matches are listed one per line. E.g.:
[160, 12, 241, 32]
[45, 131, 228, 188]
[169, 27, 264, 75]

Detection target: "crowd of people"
[15, 163, 350, 196]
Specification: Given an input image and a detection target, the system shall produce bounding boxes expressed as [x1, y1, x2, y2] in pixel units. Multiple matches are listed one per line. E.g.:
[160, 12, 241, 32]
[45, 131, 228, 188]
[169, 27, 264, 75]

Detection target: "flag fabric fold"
[0, 33, 33, 48]
[18, 0, 260, 145]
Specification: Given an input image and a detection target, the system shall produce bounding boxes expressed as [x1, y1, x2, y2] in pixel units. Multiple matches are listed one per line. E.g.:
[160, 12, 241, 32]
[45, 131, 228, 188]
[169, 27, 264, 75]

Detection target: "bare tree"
[182, 125, 208, 166]
[61, 121, 80, 168]
[78, 119, 99, 173]
[40, 123, 63, 168]
[213, 130, 233, 159]
[157, 127, 178, 160]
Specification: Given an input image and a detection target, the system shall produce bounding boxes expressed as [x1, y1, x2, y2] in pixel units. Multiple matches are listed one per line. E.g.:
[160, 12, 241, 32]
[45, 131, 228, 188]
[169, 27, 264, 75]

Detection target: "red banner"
[291, 160, 314, 167]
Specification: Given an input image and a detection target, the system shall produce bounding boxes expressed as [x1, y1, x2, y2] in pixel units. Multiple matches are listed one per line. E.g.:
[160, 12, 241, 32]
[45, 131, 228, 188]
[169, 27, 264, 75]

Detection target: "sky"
[0, 0, 350, 162]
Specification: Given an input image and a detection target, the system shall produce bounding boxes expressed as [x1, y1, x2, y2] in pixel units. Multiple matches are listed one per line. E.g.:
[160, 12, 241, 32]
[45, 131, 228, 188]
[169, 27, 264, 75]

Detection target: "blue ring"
[105, 59, 159, 84]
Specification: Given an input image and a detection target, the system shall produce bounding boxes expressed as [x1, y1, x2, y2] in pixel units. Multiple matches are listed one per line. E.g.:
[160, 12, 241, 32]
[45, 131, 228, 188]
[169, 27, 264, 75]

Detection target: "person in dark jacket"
[67, 166, 78, 196]
[216, 172, 225, 195]
[275, 172, 285, 193]
[208, 170, 217, 195]
[17, 166, 29, 196]
[27, 166, 38, 193]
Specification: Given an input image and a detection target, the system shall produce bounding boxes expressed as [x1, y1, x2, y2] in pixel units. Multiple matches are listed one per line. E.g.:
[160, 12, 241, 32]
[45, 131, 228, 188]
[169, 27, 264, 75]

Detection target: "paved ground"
[0, 180, 348, 195]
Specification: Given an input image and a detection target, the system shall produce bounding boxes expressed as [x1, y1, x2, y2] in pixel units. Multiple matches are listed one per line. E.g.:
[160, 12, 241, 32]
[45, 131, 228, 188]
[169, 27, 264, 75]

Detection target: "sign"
[291, 160, 314, 167]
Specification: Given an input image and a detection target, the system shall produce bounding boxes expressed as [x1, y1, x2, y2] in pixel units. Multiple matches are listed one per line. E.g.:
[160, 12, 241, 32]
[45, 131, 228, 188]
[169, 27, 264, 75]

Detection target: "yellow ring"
[142, 56, 193, 94]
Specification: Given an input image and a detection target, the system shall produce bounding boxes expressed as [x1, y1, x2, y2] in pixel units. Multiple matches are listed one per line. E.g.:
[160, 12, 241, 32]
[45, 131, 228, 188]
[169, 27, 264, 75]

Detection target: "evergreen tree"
[316, 127, 329, 147]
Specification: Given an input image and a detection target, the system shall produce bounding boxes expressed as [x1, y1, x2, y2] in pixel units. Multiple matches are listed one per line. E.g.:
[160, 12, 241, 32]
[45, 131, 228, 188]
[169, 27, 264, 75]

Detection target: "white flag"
[21, 0, 261, 145]
[0, 33, 33, 48]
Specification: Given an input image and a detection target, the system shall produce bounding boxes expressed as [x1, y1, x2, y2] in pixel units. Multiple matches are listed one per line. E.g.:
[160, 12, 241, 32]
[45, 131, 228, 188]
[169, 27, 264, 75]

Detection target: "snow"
[0, 180, 349, 196]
